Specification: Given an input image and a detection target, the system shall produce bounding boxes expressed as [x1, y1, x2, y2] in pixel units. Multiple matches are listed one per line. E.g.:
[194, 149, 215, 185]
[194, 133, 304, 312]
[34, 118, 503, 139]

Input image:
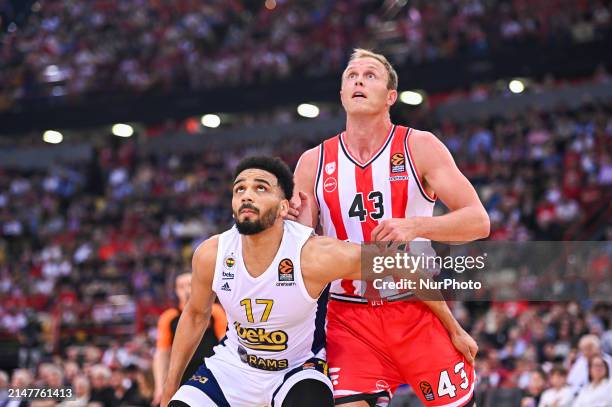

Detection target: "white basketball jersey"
[211, 220, 326, 373]
[314, 125, 436, 300]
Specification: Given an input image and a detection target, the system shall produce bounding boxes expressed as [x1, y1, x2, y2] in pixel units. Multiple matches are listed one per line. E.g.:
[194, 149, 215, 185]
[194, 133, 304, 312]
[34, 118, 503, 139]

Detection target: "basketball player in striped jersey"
[161, 157, 389, 407]
[291, 49, 490, 406]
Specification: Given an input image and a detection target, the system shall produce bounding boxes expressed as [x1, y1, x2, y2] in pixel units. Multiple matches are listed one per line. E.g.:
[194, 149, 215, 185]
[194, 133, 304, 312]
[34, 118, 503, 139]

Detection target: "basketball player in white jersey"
[291, 49, 490, 406]
[161, 156, 381, 407]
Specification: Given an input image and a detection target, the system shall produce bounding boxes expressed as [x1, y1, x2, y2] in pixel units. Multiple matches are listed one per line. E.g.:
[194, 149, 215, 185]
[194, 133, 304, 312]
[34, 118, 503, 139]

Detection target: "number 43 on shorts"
[437, 362, 469, 399]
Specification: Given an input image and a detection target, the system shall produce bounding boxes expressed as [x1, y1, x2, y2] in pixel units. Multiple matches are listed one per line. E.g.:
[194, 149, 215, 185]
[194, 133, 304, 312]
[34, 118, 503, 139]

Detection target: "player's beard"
[234, 203, 279, 235]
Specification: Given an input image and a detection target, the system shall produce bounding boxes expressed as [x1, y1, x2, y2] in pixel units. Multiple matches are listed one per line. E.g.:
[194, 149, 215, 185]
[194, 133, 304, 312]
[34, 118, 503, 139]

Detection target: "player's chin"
[347, 103, 376, 114]
[239, 214, 258, 223]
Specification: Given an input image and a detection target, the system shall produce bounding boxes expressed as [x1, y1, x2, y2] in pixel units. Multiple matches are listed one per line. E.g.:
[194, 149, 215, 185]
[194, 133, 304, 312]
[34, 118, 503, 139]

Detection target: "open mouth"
[352, 91, 367, 99]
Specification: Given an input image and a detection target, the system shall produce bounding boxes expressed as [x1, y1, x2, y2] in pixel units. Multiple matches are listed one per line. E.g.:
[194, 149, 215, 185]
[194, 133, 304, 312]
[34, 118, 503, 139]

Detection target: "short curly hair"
[233, 156, 294, 199]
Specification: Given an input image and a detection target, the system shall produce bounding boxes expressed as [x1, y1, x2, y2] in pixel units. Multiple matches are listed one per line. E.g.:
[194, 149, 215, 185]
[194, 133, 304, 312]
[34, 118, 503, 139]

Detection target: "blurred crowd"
[1, 0, 612, 110]
[0, 94, 610, 405]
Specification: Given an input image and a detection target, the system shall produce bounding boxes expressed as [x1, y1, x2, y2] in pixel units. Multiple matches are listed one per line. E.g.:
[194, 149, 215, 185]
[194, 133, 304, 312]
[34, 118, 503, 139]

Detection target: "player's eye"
[367, 73, 375, 79]
[257, 185, 267, 192]
[235, 186, 244, 193]
[348, 72, 356, 79]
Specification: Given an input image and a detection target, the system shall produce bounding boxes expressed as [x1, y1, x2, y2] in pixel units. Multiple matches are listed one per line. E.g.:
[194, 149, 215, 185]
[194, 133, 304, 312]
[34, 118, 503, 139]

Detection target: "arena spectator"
[520, 369, 547, 406]
[88, 364, 117, 407]
[567, 334, 612, 393]
[572, 355, 612, 406]
[537, 366, 573, 407]
[58, 375, 90, 407]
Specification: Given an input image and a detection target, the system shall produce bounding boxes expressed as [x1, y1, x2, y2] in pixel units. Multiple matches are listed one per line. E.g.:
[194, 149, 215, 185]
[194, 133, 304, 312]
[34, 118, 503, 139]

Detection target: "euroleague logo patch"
[324, 177, 337, 193]
[419, 381, 435, 401]
[278, 258, 294, 281]
[390, 153, 406, 173]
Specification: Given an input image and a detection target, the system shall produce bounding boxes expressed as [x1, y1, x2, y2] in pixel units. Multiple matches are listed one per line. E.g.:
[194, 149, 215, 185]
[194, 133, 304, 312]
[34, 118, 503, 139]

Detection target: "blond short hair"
[347, 48, 398, 90]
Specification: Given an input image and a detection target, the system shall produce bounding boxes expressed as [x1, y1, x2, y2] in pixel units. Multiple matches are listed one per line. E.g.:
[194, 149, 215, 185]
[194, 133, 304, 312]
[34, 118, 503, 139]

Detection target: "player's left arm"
[370, 131, 483, 364]
[371, 130, 490, 243]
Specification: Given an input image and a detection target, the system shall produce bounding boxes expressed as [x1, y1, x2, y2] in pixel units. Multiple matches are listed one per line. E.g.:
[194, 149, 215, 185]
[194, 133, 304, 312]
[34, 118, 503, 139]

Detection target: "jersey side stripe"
[313, 144, 324, 210]
[321, 137, 348, 241]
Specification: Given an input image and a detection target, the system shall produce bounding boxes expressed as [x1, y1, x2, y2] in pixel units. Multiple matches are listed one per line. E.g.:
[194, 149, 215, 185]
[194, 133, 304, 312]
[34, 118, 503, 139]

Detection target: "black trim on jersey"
[218, 335, 228, 346]
[314, 143, 324, 210]
[311, 284, 330, 354]
[339, 125, 396, 169]
[404, 131, 436, 204]
[335, 390, 390, 405]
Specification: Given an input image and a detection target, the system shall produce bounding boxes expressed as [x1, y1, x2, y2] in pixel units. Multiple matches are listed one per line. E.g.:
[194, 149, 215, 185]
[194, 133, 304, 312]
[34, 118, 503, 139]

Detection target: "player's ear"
[279, 199, 289, 217]
[387, 89, 398, 106]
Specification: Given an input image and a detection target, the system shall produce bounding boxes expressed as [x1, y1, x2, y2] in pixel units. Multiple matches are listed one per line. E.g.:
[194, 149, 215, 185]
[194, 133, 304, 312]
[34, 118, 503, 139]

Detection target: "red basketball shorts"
[326, 299, 475, 406]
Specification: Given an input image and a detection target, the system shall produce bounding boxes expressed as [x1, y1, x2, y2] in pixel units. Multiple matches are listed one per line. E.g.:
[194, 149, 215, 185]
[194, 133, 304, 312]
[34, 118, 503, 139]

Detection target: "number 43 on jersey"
[349, 191, 384, 222]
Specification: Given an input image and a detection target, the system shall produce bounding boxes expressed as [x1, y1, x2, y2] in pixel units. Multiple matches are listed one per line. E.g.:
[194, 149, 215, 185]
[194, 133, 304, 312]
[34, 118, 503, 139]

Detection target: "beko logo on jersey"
[234, 322, 288, 352]
[391, 153, 406, 173]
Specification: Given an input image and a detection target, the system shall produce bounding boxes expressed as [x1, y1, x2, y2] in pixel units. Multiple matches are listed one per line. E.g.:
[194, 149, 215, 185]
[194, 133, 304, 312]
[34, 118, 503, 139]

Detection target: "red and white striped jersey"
[314, 125, 436, 299]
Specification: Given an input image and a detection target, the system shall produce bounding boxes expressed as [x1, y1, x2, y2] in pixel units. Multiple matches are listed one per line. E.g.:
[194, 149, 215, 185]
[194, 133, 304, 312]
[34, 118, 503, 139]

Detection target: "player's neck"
[344, 114, 393, 162]
[241, 221, 284, 277]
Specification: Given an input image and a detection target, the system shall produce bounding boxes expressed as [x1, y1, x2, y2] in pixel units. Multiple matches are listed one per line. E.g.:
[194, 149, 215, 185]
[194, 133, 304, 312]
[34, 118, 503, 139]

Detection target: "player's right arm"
[160, 236, 218, 407]
[301, 236, 363, 297]
[289, 146, 320, 228]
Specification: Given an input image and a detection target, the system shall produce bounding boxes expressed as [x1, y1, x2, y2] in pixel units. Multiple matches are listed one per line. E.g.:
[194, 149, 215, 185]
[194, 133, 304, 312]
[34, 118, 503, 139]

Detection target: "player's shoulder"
[407, 128, 448, 156]
[192, 235, 220, 270]
[302, 235, 337, 251]
[301, 235, 355, 262]
[407, 127, 439, 143]
[296, 146, 320, 168]
[300, 236, 336, 276]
